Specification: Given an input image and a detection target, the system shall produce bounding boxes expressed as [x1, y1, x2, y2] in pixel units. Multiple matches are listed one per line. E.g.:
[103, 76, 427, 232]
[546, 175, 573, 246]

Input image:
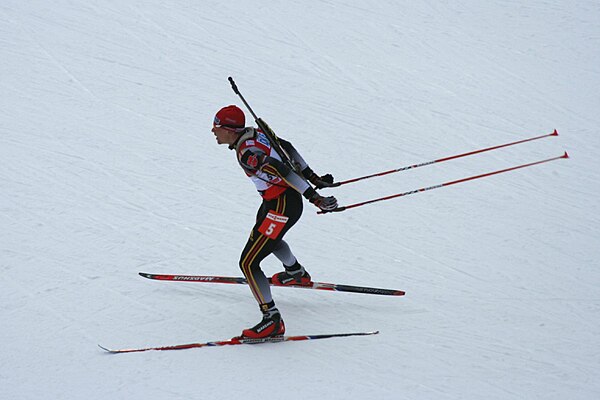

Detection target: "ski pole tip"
[551, 129, 559, 136]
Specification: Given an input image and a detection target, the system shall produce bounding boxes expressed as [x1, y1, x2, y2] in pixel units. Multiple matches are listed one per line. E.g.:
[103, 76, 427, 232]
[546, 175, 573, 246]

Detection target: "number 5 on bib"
[258, 211, 289, 239]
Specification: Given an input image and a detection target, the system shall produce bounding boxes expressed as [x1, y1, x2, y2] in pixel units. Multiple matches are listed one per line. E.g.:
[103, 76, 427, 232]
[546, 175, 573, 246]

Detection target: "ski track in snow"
[1, 1, 599, 399]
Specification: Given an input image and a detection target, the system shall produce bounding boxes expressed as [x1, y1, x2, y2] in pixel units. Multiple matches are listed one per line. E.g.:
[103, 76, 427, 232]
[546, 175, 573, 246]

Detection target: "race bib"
[258, 211, 289, 239]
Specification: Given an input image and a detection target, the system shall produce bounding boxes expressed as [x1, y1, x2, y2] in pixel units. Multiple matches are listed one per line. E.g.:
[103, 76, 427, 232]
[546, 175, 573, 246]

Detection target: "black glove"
[302, 167, 336, 189]
[309, 173, 336, 189]
[303, 188, 338, 211]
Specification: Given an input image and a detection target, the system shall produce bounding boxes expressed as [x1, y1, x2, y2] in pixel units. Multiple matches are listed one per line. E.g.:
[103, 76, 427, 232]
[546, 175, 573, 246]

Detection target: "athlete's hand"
[310, 173, 335, 189]
[303, 187, 338, 211]
[315, 195, 338, 211]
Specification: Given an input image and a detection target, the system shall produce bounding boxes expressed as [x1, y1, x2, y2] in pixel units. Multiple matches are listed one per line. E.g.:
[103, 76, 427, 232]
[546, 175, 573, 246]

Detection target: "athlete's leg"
[272, 240, 297, 267]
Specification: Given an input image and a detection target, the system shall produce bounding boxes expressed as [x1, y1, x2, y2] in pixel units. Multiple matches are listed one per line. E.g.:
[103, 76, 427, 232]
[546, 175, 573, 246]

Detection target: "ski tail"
[138, 272, 247, 284]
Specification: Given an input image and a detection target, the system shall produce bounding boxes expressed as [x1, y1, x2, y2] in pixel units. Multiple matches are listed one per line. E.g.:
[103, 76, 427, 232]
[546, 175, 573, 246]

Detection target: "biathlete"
[211, 105, 338, 339]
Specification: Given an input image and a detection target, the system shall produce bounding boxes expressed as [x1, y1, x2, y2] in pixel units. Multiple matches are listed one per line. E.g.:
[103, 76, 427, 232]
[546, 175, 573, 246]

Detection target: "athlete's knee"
[238, 256, 249, 273]
[239, 254, 257, 275]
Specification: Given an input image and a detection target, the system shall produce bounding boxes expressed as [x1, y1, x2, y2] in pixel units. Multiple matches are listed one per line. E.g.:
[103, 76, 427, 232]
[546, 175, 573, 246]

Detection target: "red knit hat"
[214, 105, 245, 130]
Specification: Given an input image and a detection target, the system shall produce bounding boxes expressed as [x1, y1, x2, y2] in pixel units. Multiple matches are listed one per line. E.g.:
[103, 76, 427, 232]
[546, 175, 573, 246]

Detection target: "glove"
[309, 173, 336, 189]
[311, 194, 338, 211]
[303, 188, 338, 211]
[302, 167, 336, 189]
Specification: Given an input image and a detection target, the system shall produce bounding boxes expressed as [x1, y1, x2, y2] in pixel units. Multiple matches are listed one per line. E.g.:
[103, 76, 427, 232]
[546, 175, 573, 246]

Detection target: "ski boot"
[241, 310, 285, 339]
[272, 262, 312, 286]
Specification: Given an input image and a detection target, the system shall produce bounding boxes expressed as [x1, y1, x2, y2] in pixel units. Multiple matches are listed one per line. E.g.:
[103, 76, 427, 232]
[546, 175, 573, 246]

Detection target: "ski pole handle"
[317, 206, 347, 215]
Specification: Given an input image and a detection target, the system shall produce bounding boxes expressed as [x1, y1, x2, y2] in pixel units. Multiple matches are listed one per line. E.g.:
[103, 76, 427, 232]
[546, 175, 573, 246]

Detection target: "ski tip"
[551, 129, 559, 136]
[139, 272, 152, 278]
[98, 344, 114, 353]
[563, 151, 570, 159]
[351, 331, 379, 336]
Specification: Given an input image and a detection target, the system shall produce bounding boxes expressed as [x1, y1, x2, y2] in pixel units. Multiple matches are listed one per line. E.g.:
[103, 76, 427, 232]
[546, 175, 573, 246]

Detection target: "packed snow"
[1, 1, 599, 399]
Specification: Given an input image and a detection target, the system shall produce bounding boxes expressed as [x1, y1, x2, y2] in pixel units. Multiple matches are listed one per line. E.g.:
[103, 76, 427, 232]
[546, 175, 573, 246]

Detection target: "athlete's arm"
[279, 138, 335, 188]
[238, 148, 310, 194]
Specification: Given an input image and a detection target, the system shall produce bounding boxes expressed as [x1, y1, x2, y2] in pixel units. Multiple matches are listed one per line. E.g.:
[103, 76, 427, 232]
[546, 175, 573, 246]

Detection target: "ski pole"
[331, 130, 559, 187]
[318, 152, 569, 214]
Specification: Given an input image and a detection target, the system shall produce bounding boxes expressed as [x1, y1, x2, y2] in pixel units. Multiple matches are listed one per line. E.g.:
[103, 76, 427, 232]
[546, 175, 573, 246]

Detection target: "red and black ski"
[139, 272, 405, 297]
[99, 331, 379, 354]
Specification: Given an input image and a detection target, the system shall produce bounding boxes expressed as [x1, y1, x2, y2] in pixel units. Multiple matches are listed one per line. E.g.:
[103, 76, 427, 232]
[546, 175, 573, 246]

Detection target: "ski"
[139, 272, 405, 296]
[99, 331, 379, 354]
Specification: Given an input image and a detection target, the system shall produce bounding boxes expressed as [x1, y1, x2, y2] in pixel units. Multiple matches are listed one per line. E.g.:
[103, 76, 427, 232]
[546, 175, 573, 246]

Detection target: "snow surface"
[1, 1, 599, 399]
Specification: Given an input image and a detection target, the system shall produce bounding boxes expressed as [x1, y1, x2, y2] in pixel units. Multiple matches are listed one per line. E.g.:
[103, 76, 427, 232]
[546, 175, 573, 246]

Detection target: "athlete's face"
[212, 125, 239, 145]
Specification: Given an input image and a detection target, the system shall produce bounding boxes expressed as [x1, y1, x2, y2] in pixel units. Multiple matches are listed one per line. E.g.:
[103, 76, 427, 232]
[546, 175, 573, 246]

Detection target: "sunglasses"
[213, 116, 243, 131]
[213, 123, 242, 132]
